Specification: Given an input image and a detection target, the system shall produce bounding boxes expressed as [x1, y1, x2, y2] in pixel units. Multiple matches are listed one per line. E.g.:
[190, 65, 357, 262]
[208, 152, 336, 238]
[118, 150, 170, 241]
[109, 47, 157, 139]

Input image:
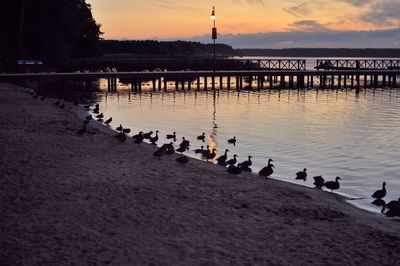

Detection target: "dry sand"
[1, 83, 399, 266]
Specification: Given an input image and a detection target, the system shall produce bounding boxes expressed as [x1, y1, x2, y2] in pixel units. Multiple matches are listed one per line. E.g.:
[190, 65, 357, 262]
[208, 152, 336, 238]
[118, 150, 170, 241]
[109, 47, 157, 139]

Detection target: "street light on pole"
[211, 6, 217, 89]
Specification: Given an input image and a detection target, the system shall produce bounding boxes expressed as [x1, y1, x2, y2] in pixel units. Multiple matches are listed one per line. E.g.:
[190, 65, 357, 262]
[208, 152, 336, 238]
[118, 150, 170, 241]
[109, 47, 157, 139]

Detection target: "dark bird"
[85, 115, 93, 120]
[258, 159, 274, 178]
[97, 118, 103, 123]
[197, 132, 206, 141]
[134, 132, 144, 144]
[228, 136, 236, 145]
[181, 137, 190, 148]
[83, 104, 91, 110]
[93, 108, 100, 114]
[143, 131, 153, 139]
[225, 154, 238, 167]
[54, 99, 60, 106]
[239, 156, 253, 169]
[313, 176, 325, 189]
[60, 103, 65, 109]
[114, 132, 127, 142]
[123, 128, 131, 134]
[324, 176, 342, 192]
[227, 165, 242, 175]
[95, 103, 99, 110]
[162, 142, 175, 155]
[150, 130, 159, 145]
[194, 146, 204, 154]
[176, 155, 189, 165]
[96, 113, 104, 119]
[116, 124, 123, 132]
[166, 132, 176, 139]
[176, 145, 187, 154]
[153, 146, 167, 159]
[104, 117, 112, 125]
[381, 198, 400, 217]
[372, 182, 387, 200]
[201, 145, 210, 157]
[216, 149, 229, 165]
[205, 148, 217, 161]
[296, 168, 307, 181]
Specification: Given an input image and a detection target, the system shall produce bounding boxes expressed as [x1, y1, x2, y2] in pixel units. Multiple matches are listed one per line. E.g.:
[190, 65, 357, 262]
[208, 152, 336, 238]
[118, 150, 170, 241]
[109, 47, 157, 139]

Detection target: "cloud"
[182, 28, 400, 48]
[287, 20, 331, 32]
[362, 0, 400, 26]
[283, 3, 310, 18]
[340, 0, 373, 7]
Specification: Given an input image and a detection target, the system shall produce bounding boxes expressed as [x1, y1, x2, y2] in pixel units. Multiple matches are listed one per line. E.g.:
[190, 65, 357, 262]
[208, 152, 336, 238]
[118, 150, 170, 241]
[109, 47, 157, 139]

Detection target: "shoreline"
[1, 82, 399, 265]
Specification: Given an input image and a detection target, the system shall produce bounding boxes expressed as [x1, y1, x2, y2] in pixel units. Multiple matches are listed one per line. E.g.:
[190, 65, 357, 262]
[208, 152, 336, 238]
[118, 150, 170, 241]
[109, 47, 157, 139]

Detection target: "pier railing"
[238, 59, 306, 70]
[316, 59, 400, 70]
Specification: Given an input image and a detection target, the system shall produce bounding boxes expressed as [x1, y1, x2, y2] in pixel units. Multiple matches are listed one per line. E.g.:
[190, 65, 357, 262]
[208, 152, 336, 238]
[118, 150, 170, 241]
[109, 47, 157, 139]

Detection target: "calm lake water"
[92, 81, 400, 214]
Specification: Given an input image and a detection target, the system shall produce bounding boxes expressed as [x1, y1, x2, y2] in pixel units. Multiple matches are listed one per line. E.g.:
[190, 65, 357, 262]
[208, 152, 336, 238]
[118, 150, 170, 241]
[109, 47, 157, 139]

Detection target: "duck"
[123, 128, 131, 134]
[295, 168, 307, 181]
[182, 137, 190, 148]
[166, 132, 176, 139]
[197, 133, 206, 141]
[104, 117, 112, 125]
[227, 165, 242, 175]
[153, 146, 167, 159]
[239, 156, 252, 169]
[133, 132, 144, 144]
[176, 155, 189, 165]
[143, 131, 153, 139]
[381, 198, 400, 217]
[258, 159, 274, 177]
[194, 146, 204, 154]
[114, 132, 127, 142]
[83, 104, 91, 110]
[372, 182, 387, 200]
[313, 176, 325, 189]
[164, 143, 175, 155]
[324, 176, 342, 192]
[97, 118, 103, 123]
[227, 136, 236, 145]
[116, 124, 123, 132]
[176, 145, 187, 153]
[205, 148, 217, 161]
[216, 149, 229, 165]
[201, 145, 210, 157]
[150, 130, 159, 144]
[225, 154, 238, 167]
[85, 115, 92, 120]
[96, 113, 104, 119]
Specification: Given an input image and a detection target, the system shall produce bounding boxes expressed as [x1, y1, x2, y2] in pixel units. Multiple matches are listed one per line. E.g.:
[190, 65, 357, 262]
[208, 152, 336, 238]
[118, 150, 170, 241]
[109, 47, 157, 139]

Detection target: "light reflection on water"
[95, 86, 400, 214]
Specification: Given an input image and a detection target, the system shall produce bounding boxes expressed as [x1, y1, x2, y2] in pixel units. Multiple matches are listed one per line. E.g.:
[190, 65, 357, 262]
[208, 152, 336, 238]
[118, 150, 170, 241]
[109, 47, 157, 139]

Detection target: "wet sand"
[1, 83, 399, 265]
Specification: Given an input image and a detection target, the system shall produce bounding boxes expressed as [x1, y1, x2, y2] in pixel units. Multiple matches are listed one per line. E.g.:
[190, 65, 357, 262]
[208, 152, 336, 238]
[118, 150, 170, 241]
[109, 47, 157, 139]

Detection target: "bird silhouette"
[116, 124, 123, 132]
[194, 146, 204, 154]
[227, 165, 242, 175]
[85, 115, 92, 120]
[228, 136, 236, 145]
[381, 198, 400, 217]
[225, 154, 238, 167]
[143, 131, 153, 139]
[166, 132, 176, 140]
[104, 117, 112, 125]
[296, 168, 307, 181]
[239, 156, 253, 169]
[197, 132, 206, 142]
[150, 130, 159, 145]
[96, 113, 104, 119]
[216, 149, 229, 165]
[313, 176, 325, 189]
[123, 128, 131, 134]
[372, 182, 387, 200]
[324, 176, 341, 192]
[258, 159, 274, 178]
[133, 132, 144, 144]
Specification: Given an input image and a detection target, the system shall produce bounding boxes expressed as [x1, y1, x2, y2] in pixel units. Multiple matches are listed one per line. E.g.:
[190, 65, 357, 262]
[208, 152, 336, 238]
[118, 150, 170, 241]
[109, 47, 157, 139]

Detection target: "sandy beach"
[1, 82, 399, 265]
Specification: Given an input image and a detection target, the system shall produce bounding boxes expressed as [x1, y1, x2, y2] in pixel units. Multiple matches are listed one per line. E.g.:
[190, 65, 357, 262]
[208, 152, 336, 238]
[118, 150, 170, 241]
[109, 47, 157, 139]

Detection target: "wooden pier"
[0, 69, 399, 92]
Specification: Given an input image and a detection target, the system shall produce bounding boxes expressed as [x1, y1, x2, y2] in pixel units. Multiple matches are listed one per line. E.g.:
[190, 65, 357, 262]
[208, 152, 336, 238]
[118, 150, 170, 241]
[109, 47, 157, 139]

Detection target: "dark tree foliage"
[0, 0, 101, 63]
[99, 40, 237, 57]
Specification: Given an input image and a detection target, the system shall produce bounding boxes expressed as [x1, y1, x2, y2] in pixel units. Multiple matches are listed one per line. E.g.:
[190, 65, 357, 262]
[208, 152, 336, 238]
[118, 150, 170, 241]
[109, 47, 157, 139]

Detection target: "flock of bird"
[27, 88, 400, 218]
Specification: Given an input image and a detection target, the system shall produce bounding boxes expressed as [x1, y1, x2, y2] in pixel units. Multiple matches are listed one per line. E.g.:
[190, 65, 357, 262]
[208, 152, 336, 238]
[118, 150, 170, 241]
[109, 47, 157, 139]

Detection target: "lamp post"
[211, 6, 217, 90]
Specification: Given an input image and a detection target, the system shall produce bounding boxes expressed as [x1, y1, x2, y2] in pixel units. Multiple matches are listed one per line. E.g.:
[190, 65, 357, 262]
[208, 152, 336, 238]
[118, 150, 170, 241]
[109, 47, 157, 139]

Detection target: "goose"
[372, 182, 386, 200]
[176, 145, 187, 154]
[166, 132, 176, 139]
[164, 143, 175, 155]
[228, 136, 236, 145]
[143, 131, 153, 139]
[239, 156, 253, 169]
[83, 104, 91, 110]
[313, 176, 325, 189]
[153, 146, 167, 159]
[114, 132, 127, 142]
[104, 117, 112, 125]
[227, 165, 242, 175]
[96, 113, 104, 119]
[258, 159, 274, 177]
[132, 131, 143, 139]
[93, 108, 100, 114]
[296, 168, 307, 181]
[194, 146, 204, 154]
[324, 176, 341, 192]
[116, 124, 123, 132]
[85, 115, 92, 120]
[97, 118, 103, 123]
[95, 103, 99, 110]
[197, 133, 206, 141]
[225, 155, 238, 167]
[176, 155, 189, 165]
[123, 128, 131, 134]
[205, 148, 217, 161]
[182, 137, 190, 148]
[150, 130, 159, 144]
[216, 149, 229, 165]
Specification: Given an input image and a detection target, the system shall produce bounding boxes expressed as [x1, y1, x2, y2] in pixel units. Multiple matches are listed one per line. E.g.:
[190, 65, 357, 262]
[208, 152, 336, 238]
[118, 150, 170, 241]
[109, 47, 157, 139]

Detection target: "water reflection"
[95, 87, 400, 214]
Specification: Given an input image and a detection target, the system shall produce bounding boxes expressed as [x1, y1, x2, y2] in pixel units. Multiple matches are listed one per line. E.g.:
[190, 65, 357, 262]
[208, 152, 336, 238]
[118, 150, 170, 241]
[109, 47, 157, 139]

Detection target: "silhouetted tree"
[0, 0, 101, 63]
